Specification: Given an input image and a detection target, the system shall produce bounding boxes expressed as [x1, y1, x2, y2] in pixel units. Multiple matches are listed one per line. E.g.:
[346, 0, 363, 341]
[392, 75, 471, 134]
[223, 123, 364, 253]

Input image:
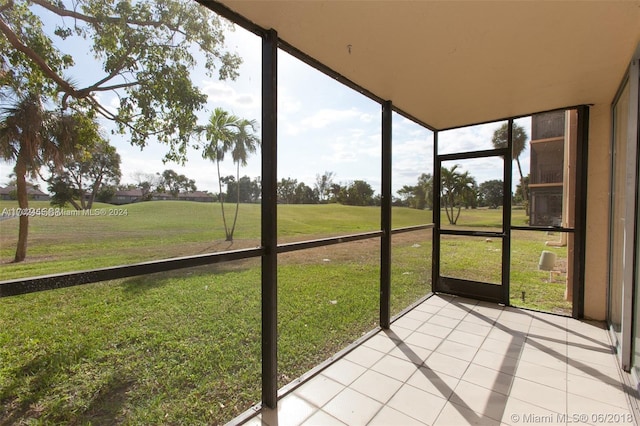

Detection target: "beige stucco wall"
[583, 103, 611, 320]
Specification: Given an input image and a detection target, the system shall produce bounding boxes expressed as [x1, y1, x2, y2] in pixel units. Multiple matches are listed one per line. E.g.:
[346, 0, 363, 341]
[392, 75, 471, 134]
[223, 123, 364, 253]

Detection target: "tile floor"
[241, 295, 638, 426]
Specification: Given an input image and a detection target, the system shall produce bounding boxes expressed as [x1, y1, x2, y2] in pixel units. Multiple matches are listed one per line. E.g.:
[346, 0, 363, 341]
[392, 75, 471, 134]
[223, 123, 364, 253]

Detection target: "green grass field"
[0, 201, 433, 279]
[0, 201, 569, 423]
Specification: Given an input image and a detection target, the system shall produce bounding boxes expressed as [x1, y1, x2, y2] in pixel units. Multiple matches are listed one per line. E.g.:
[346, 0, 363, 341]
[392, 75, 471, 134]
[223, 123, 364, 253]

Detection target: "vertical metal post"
[573, 105, 589, 319]
[261, 28, 278, 409]
[380, 100, 392, 329]
[432, 132, 441, 292]
[502, 119, 514, 305]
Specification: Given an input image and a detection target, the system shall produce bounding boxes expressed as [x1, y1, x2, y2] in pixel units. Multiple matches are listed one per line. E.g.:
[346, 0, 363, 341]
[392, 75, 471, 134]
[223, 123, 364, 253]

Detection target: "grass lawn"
[510, 230, 571, 314]
[0, 201, 431, 280]
[0, 201, 569, 423]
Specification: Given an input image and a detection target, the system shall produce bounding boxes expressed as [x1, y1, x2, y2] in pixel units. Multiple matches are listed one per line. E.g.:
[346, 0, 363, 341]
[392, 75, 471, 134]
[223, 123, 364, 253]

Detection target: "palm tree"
[492, 122, 529, 211]
[0, 92, 87, 262]
[441, 165, 476, 225]
[199, 108, 259, 242]
[227, 118, 259, 240]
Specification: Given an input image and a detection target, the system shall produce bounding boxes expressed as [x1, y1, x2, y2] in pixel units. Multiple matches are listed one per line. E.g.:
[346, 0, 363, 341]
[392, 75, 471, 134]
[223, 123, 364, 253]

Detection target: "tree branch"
[31, 0, 188, 34]
[83, 80, 140, 93]
[0, 17, 79, 97]
[79, 55, 130, 92]
[0, 0, 13, 13]
[85, 95, 119, 121]
[85, 95, 164, 140]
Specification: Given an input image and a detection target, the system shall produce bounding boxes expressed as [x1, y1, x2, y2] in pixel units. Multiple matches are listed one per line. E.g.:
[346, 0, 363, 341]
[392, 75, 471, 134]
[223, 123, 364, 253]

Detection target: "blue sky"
[1, 6, 532, 197]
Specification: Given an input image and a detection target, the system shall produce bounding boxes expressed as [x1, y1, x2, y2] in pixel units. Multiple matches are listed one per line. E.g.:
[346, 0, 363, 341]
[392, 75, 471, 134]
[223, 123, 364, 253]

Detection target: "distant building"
[151, 192, 173, 201]
[151, 191, 215, 202]
[112, 189, 144, 205]
[177, 191, 215, 203]
[112, 189, 215, 205]
[528, 110, 577, 227]
[0, 185, 50, 201]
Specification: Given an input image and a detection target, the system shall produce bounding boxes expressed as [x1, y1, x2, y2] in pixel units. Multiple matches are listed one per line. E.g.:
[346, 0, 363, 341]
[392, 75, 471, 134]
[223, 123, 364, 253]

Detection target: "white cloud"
[438, 122, 504, 155]
[201, 81, 259, 111]
[360, 112, 376, 124]
[279, 92, 302, 115]
[300, 108, 371, 130]
[393, 137, 432, 157]
[234, 94, 255, 106]
[319, 128, 380, 166]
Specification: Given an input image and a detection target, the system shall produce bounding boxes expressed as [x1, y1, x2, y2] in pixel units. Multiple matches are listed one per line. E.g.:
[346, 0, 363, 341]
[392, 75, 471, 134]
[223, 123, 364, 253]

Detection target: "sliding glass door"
[608, 46, 639, 373]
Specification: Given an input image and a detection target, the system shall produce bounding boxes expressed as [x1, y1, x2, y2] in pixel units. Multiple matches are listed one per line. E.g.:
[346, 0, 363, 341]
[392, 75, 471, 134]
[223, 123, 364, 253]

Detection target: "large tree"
[277, 177, 298, 204]
[130, 171, 160, 201]
[492, 122, 529, 210]
[225, 175, 260, 203]
[1, 0, 241, 163]
[293, 182, 318, 204]
[0, 92, 97, 261]
[314, 171, 335, 203]
[337, 180, 375, 206]
[48, 138, 121, 210]
[397, 173, 433, 210]
[478, 179, 504, 209]
[157, 169, 197, 198]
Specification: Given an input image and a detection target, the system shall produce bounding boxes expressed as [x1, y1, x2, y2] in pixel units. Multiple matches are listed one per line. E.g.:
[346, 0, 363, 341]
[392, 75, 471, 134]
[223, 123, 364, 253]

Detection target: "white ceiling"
[212, 0, 640, 130]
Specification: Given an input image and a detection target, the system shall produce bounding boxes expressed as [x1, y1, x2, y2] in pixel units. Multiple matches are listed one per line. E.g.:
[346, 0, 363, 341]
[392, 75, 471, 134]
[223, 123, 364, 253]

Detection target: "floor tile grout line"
[245, 298, 635, 426]
[438, 297, 524, 425]
[316, 317, 442, 426]
[405, 297, 514, 425]
[449, 299, 534, 425]
[433, 297, 604, 421]
[385, 339, 483, 425]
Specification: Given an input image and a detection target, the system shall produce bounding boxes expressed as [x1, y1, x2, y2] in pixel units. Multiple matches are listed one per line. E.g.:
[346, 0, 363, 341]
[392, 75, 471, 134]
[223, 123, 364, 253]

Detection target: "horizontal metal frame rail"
[438, 148, 508, 161]
[277, 231, 382, 254]
[438, 276, 503, 304]
[0, 247, 265, 297]
[511, 225, 575, 233]
[0, 224, 433, 298]
[391, 224, 434, 234]
[439, 229, 505, 238]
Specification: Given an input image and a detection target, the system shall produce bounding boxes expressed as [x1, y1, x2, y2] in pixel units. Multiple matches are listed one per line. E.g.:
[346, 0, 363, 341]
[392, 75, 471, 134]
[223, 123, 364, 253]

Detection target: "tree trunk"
[14, 158, 28, 262]
[68, 198, 82, 210]
[79, 188, 87, 210]
[444, 194, 455, 225]
[515, 157, 529, 216]
[88, 176, 103, 209]
[73, 173, 87, 210]
[228, 162, 241, 242]
[516, 158, 526, 200]
[216, 159, 231, 241]
[454, 206, 462, 224]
